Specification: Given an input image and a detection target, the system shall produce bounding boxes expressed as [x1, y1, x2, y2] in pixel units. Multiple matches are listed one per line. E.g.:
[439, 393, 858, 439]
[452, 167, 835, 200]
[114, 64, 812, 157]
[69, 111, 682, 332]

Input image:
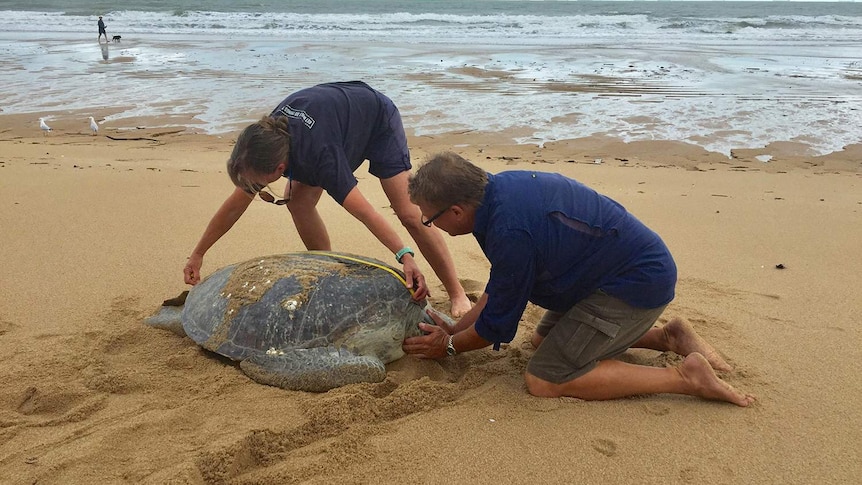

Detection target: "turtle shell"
[182, 252, 425, 365]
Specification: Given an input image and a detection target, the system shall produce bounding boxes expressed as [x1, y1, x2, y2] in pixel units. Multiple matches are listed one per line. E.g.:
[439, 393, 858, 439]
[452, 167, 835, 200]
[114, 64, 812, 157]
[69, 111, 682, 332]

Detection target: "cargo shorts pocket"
[561, 307, 621, 369]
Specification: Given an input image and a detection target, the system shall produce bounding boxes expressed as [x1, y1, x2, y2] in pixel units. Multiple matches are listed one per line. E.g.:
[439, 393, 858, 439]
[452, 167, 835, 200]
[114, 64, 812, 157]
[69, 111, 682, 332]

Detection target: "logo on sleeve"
[279, 104, 315, 129]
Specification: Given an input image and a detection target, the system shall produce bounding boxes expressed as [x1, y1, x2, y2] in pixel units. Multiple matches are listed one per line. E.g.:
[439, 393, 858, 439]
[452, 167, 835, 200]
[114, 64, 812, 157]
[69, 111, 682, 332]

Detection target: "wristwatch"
[395, 246, 414, 264]
[445, 334, 457, 356]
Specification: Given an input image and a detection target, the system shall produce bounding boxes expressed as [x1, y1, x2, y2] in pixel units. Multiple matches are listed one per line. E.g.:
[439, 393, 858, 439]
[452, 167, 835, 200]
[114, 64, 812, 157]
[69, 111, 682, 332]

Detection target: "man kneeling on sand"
[402, 152, 754, 406]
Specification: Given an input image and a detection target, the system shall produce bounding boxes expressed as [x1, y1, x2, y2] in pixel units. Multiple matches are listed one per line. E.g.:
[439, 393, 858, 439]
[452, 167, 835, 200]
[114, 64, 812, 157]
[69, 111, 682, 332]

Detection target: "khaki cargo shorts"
[526, 290, 667, 384]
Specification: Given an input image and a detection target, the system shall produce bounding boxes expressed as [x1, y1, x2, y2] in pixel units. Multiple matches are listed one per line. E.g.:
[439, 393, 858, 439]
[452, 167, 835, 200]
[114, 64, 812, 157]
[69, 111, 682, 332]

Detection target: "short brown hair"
[408, 152, 487, 208]
[227, 116, 291, 192]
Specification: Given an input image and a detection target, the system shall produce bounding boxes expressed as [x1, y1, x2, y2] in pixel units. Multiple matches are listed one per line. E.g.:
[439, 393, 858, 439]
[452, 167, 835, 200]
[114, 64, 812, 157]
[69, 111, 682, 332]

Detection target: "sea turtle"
[146, 251, 444, 392]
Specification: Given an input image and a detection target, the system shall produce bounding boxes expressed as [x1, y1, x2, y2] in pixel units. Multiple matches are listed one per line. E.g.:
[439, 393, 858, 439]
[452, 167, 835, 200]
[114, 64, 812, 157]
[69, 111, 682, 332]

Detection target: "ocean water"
[1, 1, 860, 156]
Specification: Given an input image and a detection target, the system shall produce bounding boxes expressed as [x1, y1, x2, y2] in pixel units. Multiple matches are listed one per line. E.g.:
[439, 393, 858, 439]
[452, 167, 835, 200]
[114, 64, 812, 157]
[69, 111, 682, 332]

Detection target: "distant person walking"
[98, 16, 107, 43]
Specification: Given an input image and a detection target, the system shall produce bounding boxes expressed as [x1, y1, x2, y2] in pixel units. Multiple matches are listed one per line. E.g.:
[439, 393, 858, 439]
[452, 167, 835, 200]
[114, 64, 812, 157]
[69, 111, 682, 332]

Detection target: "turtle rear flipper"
[240, 347, 385, 392]
[144, 290, 190, 336]
[144, 305, 187, 336]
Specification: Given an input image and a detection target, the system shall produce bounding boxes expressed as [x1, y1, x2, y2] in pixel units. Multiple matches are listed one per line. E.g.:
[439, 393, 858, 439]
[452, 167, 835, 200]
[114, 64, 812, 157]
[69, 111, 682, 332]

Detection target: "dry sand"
[1, 113, 860, 484]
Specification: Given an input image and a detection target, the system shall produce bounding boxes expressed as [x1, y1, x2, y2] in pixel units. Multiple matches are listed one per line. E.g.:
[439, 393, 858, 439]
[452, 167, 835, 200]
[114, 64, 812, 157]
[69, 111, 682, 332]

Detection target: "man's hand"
[402, 322, 449, 359]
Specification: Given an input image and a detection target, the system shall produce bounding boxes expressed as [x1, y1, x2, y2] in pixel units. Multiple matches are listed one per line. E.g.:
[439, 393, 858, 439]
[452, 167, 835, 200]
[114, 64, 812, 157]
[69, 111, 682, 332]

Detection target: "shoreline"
[5, 111, 861, 171]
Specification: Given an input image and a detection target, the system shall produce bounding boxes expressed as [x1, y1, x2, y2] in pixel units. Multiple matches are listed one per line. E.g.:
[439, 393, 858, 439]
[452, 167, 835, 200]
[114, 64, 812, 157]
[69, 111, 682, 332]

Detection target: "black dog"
[112, 35, 122, 43]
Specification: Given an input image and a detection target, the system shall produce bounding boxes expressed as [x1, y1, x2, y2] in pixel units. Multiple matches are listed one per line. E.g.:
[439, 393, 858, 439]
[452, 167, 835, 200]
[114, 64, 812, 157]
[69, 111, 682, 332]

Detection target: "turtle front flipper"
[422, 302, 456, 328]
[239, 347, 386, 392]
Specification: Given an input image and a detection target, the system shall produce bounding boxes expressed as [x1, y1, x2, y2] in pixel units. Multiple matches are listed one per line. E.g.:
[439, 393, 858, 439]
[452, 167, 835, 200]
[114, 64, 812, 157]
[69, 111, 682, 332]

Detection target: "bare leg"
[525, 354, 755, 406]
[381, 173, 472, 317]
[531, 330, 548, 349]
[634, 317, 732, 372]
[286, 182, 331, 250]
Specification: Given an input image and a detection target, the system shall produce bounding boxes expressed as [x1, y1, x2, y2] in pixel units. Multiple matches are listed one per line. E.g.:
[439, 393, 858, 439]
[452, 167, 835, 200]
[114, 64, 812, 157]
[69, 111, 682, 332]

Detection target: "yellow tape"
[304, 251, 414, 295]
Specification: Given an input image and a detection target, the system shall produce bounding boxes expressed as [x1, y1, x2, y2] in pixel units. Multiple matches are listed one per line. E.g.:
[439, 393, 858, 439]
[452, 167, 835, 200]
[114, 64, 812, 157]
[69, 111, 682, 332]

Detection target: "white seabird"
[89, 116, 99, 136]
[39, 117, 52, 135]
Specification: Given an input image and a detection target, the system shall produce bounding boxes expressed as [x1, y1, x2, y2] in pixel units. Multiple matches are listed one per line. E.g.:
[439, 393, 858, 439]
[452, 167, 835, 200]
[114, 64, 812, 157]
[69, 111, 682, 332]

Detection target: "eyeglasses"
[421, 206, 449, 227]
[257, 174, 293, 206]
[258, 189, 288, 205]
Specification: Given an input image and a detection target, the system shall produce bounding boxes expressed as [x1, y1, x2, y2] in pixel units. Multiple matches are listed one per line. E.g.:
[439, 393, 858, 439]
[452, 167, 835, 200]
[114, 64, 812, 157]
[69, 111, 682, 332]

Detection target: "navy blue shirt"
[472, 171, 677, 347]
[271, 81, 392, 204]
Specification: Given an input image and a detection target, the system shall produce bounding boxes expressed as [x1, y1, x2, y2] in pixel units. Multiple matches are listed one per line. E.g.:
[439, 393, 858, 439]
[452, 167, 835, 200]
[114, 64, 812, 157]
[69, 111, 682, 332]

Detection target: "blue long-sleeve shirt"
[472, 171, 677, 347]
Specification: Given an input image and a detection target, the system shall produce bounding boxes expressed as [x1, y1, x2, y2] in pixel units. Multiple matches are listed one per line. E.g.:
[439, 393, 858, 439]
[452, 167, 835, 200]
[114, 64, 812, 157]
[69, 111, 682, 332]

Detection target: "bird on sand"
[39, 117, 52, 136]
[89, 116, 99, 136]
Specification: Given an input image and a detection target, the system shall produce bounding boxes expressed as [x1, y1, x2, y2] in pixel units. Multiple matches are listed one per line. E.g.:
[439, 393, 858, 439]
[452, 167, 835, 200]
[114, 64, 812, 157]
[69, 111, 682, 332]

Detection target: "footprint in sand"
[643, 403, 671, 416]
[16, 385, 107, 425]
[0, 317, 18, 336]
[459, 278, 486, 301]
[592, 438, 618, 457]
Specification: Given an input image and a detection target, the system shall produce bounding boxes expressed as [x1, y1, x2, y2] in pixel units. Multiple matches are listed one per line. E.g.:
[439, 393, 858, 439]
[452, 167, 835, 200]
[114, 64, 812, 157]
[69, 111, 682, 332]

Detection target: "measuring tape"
[304, 251, 414, 296]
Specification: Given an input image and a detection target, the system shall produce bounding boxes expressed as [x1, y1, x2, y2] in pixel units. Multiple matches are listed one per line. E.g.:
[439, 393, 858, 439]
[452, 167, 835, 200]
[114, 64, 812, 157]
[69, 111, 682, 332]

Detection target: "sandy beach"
[1, 112, 860, 484]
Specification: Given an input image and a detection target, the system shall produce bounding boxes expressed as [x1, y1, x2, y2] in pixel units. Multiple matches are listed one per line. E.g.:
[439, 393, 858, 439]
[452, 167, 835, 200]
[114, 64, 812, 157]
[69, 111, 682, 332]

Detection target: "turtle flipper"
[422, 302, 456, 328]
[144, 305, 186, 336]
[144, 291, 190, 336]
[240, 347, 386, 392]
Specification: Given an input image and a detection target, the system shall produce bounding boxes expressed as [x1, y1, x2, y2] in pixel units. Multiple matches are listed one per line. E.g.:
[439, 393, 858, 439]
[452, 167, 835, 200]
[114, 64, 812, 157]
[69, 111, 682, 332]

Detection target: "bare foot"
[664, 317, 732, 372]
[678, 353, 755, 407]
[449, 294, 473, 319]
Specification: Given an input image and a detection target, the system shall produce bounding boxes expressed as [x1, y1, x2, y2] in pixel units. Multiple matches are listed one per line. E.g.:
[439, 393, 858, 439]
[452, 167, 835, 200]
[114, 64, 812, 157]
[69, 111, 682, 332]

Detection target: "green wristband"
[395, 247, 414, 264]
